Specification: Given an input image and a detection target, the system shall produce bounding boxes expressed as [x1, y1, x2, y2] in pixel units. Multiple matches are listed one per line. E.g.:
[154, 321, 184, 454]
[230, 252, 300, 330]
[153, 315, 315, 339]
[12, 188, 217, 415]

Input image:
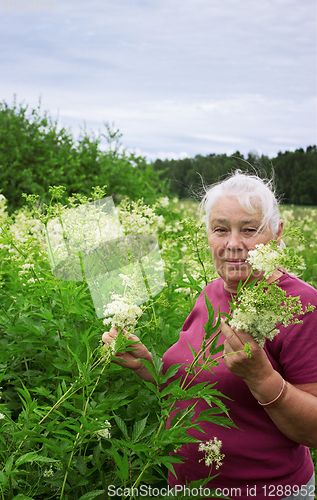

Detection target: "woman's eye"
[215, 228, 227, 233]
[243, 228, 257, 234]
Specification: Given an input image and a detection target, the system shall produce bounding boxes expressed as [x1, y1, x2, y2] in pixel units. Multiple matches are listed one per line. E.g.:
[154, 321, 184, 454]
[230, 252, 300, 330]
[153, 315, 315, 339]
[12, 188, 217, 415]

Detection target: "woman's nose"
[226, 231, 243, 250]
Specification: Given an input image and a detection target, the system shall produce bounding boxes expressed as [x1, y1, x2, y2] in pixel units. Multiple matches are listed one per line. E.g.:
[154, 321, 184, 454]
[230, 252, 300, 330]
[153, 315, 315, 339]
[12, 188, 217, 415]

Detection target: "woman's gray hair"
[201, 170, 281, 236]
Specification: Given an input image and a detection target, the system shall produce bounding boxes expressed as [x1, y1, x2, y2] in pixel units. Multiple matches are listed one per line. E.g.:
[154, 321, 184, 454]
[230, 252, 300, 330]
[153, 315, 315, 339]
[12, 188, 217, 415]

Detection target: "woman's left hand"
[220, 319, 317, 448]
[220, 319, 275, 392]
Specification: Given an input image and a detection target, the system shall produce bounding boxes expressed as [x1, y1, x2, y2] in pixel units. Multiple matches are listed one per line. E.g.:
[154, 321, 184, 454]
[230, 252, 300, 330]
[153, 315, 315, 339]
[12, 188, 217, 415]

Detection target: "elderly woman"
[103, 172, 317, 499]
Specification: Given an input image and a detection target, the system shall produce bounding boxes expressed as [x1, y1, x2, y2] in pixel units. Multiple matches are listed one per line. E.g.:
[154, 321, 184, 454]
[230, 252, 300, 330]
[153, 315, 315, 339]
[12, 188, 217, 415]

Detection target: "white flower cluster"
[0, 413, 5, 420]
[96, 419, 111, 439]
[158, 196, 170, 207]
[119, 273, 135, 289]
[103, 294, 143, 330]
[230, 303, 282, 346]
[247, 243, 283, 278]
[0, 205, 48, 284]
[119, 199, 164, 235]
[198, 437, 224, 470]
[229, 281, 314, 347]
[20, 263, 35, 272]
[247, 227, 307, 279]
[99, 338, 117, 364]
[43, 465, 54, 478]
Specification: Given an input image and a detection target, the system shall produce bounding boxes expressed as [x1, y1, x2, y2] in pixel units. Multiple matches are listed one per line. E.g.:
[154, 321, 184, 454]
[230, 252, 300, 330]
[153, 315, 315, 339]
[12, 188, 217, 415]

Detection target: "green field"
[0, 193, 316, 499]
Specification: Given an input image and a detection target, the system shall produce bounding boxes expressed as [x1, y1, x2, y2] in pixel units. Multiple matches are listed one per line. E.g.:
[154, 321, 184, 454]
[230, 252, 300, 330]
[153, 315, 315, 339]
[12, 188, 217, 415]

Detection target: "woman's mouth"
[225, 259, 247, 267]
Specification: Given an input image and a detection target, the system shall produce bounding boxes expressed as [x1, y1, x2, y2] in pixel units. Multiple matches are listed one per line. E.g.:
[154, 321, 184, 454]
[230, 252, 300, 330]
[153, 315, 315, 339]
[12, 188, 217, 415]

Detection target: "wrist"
[133, 352, 155, 383]
[248, 370, 284, 404]
[258, 378, 287, 407]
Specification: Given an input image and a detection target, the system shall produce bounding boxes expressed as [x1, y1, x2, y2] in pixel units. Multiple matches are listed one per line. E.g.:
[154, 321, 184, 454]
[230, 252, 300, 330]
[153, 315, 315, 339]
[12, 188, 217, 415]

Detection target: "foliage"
[0, 99, 168, 214]
[0, 190, 232, 499]
[274, 147, 317, 205]
[153, 147, 317, 204]
[0, 183, 316, 497]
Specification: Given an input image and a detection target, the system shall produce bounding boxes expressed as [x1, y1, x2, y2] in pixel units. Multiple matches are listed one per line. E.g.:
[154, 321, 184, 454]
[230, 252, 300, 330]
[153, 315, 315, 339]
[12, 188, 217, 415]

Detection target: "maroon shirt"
[162, 273, 317, 499]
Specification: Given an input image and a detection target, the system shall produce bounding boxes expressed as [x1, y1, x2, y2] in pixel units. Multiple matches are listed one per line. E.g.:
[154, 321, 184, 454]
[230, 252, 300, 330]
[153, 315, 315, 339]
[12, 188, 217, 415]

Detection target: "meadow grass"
[0, 196, 315, 499]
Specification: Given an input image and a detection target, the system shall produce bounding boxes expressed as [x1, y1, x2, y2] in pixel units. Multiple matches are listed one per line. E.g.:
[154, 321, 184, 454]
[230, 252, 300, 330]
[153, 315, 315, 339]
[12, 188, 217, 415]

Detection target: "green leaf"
[68, 346, 88, 381]
[53, 361, 71, 372]
[0, 471, 7, 484]
[221, 312, 232, 321]
[113, 413, 129, 439]
[111, 444, 129, 481]
[203, 292, 215, 339]
[12, 495, 35, 500]
[139, 358, 159, 384]
[237, 280, 243, 294]
[15, 452, 38, 466]
[118, 439, 152, 454]
[160, 376, 183, 398]
[5, 454, 14, 474]
[75, 455, 87, 475]
[174, 276, 202, 293]
[195, 409, 237, 429]
[207, 329, 222, 356]
[154, 454, 185, 473]
[78, 492, 105, 500]
[151, 349, 163, 375]
[159, 363, 182, 384]
[15, 452, 58, 467]
[187, 342, 198, 362]
[131, 415, 148, 442]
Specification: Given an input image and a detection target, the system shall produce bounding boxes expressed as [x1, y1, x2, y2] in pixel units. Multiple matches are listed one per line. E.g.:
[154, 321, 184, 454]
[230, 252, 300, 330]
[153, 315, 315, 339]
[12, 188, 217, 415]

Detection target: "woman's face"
[207, 196, 283, 293]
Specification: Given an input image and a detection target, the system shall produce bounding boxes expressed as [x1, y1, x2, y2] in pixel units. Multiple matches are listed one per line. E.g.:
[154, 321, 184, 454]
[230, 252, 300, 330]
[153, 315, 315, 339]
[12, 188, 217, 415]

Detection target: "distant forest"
[153, 146, 317, 206]
[1, 98, 316, 211]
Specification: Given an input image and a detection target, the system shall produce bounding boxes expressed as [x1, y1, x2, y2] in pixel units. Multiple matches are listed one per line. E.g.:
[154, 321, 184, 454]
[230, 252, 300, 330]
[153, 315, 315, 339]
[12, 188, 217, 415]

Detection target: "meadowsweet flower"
[247, 229, 306, 278]
[118, 199, 162, 235]
[98, 338, 117, 364]
[229, 281, 315, 346]
[247, 243, 283, 278]
[230, 232, 314, 345]
[0, 413, 5, 420]
[158, 196, 169, 207]
[103, 294, 143, 330]
[21, 263, 35, 270]
[198, 437, 224, 470]
[43, 465, 54, 477]
[96, 420, 111, 439]
[119, 273, 135, 288]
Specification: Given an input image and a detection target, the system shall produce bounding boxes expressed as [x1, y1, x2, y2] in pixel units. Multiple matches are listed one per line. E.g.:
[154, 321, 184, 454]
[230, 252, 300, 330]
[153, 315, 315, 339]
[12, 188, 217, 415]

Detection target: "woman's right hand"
[102, 327, 156, 384]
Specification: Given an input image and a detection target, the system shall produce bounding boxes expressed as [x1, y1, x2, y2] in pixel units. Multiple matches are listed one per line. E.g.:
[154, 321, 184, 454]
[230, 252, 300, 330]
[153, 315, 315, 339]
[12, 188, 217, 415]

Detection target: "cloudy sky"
[1, 0, 316, 160]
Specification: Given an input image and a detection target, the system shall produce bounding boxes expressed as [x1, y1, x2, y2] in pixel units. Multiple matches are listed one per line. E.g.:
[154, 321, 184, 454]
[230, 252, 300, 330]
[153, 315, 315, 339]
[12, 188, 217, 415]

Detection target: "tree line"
[0, 98, 316, 213]
[154, 146, 317, 205]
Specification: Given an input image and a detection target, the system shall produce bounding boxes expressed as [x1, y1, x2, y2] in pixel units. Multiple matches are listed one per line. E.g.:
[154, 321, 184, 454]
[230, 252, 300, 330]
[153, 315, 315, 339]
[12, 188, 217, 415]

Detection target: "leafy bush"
[0, 99, 168, 213]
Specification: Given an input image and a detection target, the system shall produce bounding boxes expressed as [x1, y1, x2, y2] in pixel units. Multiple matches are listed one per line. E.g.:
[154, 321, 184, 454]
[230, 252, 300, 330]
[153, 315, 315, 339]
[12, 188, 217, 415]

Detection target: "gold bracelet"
[258, 379, 287, 407]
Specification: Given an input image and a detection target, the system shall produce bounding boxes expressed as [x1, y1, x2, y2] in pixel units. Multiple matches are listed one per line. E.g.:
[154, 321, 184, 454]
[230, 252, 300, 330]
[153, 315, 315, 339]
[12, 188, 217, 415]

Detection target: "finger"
[220, 319, 244, 350]
[109, 326, 118, 337]
[102, 332, 114, 343]
[126, 333, 140, 342]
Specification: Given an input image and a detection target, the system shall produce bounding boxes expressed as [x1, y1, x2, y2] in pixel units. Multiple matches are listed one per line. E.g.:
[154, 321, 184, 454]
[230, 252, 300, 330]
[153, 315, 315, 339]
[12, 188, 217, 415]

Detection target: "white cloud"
[0, 0, 315, 160]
